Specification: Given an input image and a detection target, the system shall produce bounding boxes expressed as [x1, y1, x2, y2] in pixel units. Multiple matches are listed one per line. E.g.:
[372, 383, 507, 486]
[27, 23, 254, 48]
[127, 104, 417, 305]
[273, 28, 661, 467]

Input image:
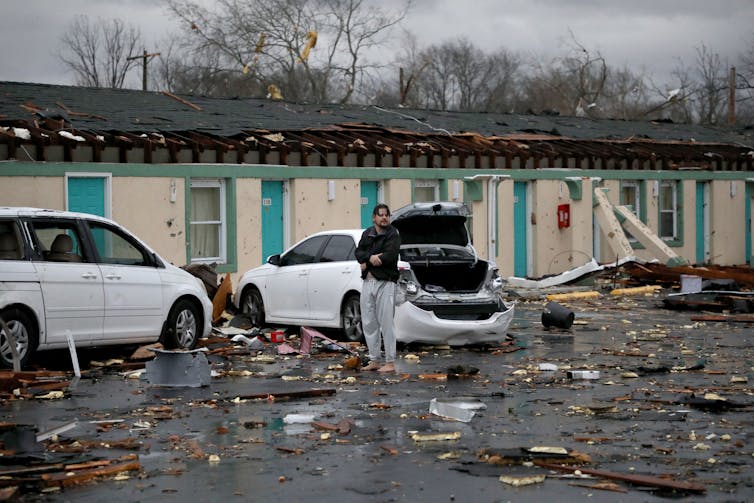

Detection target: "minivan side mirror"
[268, 254, 281, 266]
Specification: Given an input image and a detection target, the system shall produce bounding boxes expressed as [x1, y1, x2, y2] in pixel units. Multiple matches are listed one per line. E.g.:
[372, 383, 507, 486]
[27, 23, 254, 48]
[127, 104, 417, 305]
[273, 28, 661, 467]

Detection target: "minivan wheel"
[241, 287, 265, 328]
[163, 299, 200, 350]
[341, 294, 363, 342]
[0, 308, 38, 369]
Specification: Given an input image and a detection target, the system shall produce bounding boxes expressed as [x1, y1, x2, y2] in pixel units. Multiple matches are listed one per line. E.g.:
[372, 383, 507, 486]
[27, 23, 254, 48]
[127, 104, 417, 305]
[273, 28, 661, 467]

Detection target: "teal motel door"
[513, 181, 528, 277]
[360, 181, 379, 228]
[695, 181, 709, 265]
[67, 176, 106, 216]
[747, 182, 752, 265]
[68, 175, 108, 252]
[261, 181, 285, 263]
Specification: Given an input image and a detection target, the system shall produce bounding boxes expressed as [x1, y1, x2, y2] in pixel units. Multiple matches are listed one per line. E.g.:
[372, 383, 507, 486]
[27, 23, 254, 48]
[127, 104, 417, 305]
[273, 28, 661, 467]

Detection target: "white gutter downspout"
[464, 174, 509, 262]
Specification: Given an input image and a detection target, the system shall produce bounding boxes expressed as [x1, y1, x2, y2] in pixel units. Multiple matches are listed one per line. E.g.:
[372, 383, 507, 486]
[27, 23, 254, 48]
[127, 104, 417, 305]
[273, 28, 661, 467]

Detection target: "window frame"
[413, 179, 440, 202]
[657, 180, 684, 247]
[619, 180, 642, 244]
[189, 178, 227, 264]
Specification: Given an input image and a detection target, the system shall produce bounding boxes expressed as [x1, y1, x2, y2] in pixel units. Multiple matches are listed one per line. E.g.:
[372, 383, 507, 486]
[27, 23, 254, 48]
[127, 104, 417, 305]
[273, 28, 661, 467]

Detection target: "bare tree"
[735, 41, 754, 123]
[405, 38, 520, 113]
[598, 66, 652, 120]
[418, 41, 458, 110]
[58, 15, 142, 88]
[694, 44, 728, 125]
[163, 0, 408, 103]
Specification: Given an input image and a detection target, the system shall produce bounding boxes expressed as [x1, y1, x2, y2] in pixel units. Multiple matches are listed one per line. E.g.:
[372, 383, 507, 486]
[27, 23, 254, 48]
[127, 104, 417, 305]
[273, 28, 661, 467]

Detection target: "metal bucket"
[541, 301, 575, 329]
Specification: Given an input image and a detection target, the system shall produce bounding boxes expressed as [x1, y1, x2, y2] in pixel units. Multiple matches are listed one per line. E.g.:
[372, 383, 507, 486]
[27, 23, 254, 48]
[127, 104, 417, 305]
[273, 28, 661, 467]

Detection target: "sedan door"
[264, 235, 328, 320]
[28, 220, 103, 345]
[86, 221, 163, 341]
[307, 235, 360, 321]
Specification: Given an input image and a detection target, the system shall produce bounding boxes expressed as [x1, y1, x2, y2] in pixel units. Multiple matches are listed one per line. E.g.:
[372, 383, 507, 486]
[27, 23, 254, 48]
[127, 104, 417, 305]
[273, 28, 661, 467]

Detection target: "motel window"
[414, 180, 440, 202]
[658, 180, 678, 240]
[190, 178, 227, 263]
[619, 180, 640, 241]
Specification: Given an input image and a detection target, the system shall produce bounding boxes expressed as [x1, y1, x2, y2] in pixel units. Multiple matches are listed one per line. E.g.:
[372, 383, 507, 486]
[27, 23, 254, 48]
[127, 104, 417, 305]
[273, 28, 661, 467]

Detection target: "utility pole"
[127, 49, 161, 91]
[728, 66, 736, 126]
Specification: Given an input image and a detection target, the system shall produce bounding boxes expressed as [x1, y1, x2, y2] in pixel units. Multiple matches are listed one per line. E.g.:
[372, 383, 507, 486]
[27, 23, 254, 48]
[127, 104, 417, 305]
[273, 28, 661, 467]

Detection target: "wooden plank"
[534, 461, 705, 493]
[41, 459, 141, 488]
[236, 388, 336, 400]
[690, 314, 754, 323]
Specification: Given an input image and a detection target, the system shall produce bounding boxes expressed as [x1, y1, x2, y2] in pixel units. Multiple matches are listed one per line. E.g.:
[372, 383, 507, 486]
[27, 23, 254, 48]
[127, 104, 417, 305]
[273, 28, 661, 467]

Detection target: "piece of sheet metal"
[145, 348, 211, 387]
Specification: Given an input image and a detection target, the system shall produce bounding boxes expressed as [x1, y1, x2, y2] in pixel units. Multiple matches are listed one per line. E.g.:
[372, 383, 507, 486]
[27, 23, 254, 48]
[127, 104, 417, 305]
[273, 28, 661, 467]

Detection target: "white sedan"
[233, 230, 365, 341]
[233, 202, 514, 345]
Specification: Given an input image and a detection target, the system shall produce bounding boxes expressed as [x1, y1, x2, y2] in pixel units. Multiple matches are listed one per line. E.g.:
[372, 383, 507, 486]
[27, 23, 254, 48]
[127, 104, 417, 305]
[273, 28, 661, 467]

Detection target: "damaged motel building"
[1, 81, 754, 280]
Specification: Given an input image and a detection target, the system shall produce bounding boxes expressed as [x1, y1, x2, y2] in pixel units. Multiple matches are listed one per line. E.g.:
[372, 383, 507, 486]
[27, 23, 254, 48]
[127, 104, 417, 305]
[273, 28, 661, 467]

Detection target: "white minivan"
[0, 207, 212, 368]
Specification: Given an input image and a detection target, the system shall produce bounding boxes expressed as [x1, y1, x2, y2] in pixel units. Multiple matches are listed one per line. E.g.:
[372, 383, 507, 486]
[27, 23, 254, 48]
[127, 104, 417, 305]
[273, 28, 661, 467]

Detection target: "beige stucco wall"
[678, 179, 697, 263]
[470, 192, 489, 261]
[112, 177, 187, 265]
[235, 178, 262, 283]
[529, 179, 595, 277]
[0, 177, 65, 209]
[2, 171, 752, 282]
[290, 179, 361, 242]
[497, 180, 515, 275]
[383, 179, 412, 211]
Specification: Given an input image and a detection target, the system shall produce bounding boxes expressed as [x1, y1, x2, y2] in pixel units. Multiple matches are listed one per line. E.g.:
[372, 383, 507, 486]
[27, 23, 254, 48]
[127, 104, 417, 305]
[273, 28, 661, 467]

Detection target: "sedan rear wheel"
[0, 308, 38, 369]
[341, 294, 363, 342]
[241, 287, 265, 328]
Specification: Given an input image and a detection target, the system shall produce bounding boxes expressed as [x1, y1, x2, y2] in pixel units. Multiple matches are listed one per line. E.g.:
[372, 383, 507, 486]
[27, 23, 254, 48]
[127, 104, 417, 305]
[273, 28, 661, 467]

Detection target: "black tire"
[341, 293, 363, 342]
[163, 299, 201, 350]
[0, 308, 38, 369]
[240, 287, 265, 328]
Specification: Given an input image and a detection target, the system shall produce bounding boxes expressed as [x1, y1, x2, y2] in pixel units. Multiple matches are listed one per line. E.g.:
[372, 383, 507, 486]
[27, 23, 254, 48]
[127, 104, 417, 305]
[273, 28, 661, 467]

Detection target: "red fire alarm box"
[557, 204, 570, 228]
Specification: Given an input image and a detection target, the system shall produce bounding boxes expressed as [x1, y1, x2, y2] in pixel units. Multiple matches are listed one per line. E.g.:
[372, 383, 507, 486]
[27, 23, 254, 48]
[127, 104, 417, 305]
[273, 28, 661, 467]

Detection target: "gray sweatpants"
[360, 278, 397, 363]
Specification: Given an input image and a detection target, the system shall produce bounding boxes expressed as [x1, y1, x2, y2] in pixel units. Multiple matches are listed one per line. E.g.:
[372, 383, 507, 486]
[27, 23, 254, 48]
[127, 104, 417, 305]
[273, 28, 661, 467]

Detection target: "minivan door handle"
[81, 272, 98, 279]
[105, 273, 122, 280]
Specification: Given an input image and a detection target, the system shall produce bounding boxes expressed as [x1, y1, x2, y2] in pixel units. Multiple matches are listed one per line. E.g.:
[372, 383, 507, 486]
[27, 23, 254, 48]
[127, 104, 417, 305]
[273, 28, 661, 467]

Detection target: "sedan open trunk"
[391, 202, 514, 344]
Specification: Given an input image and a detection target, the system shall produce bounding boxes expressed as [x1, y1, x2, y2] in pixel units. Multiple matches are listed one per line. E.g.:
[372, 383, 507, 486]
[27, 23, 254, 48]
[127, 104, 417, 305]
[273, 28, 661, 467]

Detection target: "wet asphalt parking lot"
[3, 291, 754, 502]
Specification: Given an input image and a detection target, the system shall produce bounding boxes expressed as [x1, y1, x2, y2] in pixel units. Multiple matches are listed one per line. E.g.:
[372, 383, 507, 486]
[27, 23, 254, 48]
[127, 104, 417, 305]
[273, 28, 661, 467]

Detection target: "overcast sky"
[1, 0, 752, 92]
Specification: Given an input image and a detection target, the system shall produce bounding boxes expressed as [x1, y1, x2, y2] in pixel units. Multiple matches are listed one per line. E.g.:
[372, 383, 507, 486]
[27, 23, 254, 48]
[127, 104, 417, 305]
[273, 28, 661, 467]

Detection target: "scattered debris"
[541, 301, 575, 329]
[499, 474, 546, 487]
[410, 431, 462, 442]
[429, 397, 487, 422]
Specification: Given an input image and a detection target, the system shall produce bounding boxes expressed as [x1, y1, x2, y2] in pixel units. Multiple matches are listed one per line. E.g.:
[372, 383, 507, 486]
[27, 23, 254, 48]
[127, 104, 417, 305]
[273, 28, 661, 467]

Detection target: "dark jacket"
[355, 225, 401, 282]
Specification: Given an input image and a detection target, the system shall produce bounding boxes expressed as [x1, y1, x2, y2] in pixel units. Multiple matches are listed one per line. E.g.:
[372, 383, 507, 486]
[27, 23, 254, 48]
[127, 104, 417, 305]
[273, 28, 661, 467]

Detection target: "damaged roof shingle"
[1, 81, 753, 168]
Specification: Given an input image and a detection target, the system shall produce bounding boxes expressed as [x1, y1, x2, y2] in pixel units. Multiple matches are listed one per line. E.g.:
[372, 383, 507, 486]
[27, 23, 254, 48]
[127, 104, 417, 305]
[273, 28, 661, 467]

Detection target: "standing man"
[356, 203, 401, 373]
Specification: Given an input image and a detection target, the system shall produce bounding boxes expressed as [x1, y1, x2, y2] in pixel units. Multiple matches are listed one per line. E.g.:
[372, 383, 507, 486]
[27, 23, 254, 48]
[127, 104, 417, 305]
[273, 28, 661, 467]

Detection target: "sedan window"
[280, 235, 328, 266]
[88, 222, 150, 266]
[319, 235, 356, 263]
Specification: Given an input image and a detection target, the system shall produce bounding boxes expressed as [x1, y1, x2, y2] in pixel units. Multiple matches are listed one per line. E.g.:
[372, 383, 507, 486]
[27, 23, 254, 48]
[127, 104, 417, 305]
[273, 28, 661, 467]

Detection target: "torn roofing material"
[0, 81, 752, 169]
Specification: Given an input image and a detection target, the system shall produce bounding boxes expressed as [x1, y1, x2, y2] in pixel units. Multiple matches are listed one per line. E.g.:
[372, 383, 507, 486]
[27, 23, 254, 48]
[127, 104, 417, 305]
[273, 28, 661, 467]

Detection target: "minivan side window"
[0, 220, 23, 260]
[29, 221, 85, 263]
[88, 222, 150, 266]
